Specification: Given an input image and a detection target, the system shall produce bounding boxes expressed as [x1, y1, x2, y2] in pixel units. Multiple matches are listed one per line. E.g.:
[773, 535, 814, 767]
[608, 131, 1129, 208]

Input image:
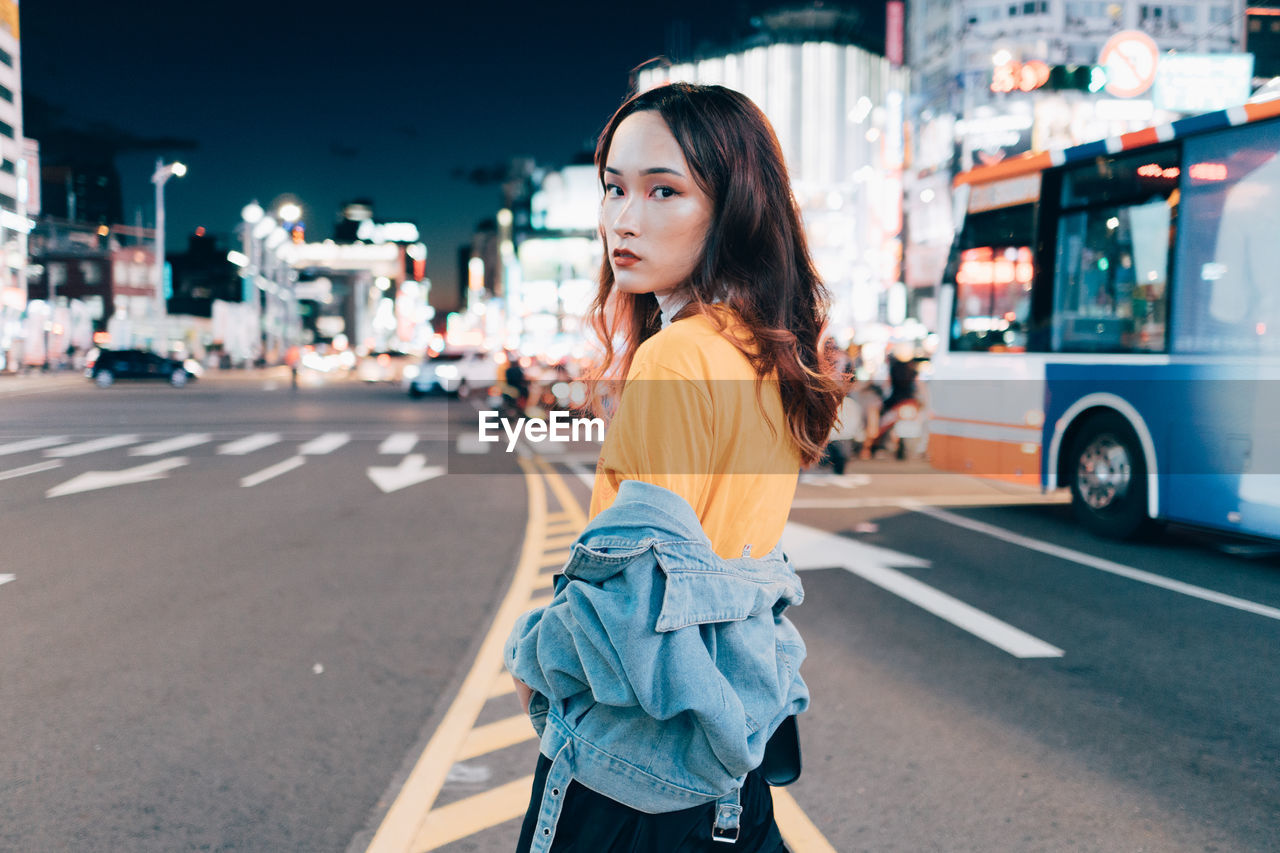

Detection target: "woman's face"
[602, 111, 714, 296]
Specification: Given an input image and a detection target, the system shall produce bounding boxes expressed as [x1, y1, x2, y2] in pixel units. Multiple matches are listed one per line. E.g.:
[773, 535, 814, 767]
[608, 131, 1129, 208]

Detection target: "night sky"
[20, 1, 880, 299]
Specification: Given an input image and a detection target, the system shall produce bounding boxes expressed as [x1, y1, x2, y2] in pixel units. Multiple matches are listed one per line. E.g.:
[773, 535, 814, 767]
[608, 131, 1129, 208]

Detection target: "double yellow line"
[365, 457, 833, 852]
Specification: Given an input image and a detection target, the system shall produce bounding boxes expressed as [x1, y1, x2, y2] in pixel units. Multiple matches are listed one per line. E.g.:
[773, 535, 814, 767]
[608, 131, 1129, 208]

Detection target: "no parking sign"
[1099, 30, 1160, 98]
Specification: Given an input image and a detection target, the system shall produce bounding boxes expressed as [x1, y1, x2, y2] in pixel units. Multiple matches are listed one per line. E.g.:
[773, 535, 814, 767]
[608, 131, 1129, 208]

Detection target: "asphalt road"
[2, 370, 1279, 852]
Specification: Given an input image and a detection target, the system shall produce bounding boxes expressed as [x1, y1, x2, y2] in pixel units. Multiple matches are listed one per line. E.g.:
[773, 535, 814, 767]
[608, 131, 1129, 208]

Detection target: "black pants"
[516, 753, 790, 853]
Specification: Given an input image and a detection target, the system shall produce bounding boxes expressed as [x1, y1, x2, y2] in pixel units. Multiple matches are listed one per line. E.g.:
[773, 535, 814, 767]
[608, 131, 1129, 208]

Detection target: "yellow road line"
[536, 458, 589, 528]
[365, 459, 545, 853]
[487, 672, 516, 699]
[773, 788, 838, 852]
[538, 550, 573, 567]
[412, 775, 536, 852]
[456, 714, 537, 762]
[526, 594, 553, 610]
[530, 573, 555, 592]
[545, 511, 571, 523]
[542, 532, 579, 549]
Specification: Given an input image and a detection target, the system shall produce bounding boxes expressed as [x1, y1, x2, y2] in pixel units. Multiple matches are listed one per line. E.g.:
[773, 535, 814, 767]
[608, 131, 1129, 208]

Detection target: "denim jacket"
[504, 479, 809, 850]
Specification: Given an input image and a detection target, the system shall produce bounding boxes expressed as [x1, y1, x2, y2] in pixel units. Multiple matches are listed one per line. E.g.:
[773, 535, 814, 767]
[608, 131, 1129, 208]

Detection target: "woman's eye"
[604, 184, 623, 197]
[653, 186, 677, 199]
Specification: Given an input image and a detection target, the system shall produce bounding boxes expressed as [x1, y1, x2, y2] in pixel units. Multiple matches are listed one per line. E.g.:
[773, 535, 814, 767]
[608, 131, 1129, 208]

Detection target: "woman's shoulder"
[633, 306, 755, 380]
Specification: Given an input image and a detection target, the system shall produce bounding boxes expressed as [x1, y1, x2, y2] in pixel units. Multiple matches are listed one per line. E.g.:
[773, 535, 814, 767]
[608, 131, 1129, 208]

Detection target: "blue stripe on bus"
[1170, 110, 1231, 139]
[1064, 139, 1109, 163]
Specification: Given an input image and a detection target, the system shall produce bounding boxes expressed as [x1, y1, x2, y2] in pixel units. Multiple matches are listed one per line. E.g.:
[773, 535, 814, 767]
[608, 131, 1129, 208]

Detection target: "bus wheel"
[1069, 412, 1150, 540]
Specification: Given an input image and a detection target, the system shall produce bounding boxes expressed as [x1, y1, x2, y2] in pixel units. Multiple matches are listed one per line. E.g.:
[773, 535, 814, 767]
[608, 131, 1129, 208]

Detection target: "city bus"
[928, 96, 1280, 540]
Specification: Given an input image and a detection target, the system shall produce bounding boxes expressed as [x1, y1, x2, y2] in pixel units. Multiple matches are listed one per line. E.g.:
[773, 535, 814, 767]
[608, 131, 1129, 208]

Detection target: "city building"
[0, 0, 30, 370]
[904, 0, 1253, 325]
[637, 6, 910, 336]
[1248, 5, 1280, 78]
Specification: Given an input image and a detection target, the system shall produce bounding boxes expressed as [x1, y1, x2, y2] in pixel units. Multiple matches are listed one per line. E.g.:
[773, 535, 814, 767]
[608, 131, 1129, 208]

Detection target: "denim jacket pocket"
[653, 546, 761, 632]
[562, 539, 655, 584]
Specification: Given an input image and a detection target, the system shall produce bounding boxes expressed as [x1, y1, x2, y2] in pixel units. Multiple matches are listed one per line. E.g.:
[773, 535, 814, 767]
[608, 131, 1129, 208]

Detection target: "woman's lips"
[613, 251, 640, 268]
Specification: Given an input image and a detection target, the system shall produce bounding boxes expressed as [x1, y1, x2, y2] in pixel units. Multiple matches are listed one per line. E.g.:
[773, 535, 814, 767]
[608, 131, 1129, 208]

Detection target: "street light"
[277, 202, 301, 223]
[151, 159, 187, 334]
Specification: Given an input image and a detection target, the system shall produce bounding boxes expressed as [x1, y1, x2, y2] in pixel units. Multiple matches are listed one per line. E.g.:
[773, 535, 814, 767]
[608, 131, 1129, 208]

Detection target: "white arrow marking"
[240, 456, 305, 488]
[782, 521, 1064, 659]
[299, 432, 350, 455]
[0, 574, 13, 587]
[379, 432, 419, 455]
[217, 432, 281, 456]
[367, 454, 445, 493]
[46, 457, 189, 498]
[0, 460, 64, 481]
[0, 436, 70, 456]
[130, 433, 212, 456]
[44, 434, 140, 458]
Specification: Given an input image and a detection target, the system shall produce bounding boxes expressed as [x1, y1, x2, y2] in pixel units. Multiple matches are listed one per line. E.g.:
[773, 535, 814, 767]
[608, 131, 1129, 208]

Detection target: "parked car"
[85, 349, 200, 388]
[404, 350, 499, 398]
[356, 350, 414, 383]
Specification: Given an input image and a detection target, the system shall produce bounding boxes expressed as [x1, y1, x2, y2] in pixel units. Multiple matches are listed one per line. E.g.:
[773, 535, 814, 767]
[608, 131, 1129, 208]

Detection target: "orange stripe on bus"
[927, 433, 1040, 488]
[953, 152, 1052, 187]
[1244, 100, 1280, 123]
[1119, 126, 1160, 149]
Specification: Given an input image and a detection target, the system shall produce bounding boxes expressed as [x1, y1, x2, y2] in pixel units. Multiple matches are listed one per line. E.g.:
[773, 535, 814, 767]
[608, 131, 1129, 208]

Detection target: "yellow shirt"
[589, 308, 801, 559]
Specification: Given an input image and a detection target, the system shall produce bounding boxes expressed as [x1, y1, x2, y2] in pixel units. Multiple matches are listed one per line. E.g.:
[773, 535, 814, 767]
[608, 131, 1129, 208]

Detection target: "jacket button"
[542, 827, 551, 836]
[551, 787, 560, 797]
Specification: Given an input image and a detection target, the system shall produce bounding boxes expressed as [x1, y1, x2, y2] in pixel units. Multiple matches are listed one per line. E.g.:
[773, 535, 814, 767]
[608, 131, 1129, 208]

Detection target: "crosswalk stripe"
[0, 436, 69, 456]
[412, 775, 535, 852]
[299, 432, 350, 455]
[0, 460, 63, 481]
[44, 435, 139, 458]
[379, 432, 419, 455]
[538, 550, 572, 567]
[526, 594, 552, 610]
[217, 433, 281, 455]
[130, 433, 212, 456]
[0, 574, 13, 587]
[456, 714, 537, 762]
[240, 456, 305, 488]
[530, 573, 555, 592]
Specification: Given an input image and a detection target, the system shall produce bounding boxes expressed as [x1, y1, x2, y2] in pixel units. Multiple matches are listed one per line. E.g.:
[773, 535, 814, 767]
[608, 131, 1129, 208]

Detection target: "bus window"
[1053, 151, 1178, 353]
[948, 203, 1036, 352]
[1175, 121, 1280, 354]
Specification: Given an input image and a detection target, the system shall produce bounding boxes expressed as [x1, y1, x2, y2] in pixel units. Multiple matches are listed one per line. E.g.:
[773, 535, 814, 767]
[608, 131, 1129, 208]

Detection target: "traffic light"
[1047, 64, 1108, 93]
[991, 62, 1108, 94]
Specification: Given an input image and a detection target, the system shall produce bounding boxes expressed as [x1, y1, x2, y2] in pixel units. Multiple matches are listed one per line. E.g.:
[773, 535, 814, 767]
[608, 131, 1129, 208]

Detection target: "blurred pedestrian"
[505, 81, 842, 853]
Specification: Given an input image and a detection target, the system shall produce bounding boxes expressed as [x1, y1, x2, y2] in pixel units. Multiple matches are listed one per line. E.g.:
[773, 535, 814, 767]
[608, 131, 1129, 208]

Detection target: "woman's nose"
[609, 199, 639, 238]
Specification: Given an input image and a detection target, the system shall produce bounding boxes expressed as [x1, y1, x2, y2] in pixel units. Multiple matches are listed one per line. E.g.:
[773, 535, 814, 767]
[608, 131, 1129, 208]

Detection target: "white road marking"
[240, 456, 305, 488]
[298, 432, 349, 455]
[783, 521, 1064, 659]
[130, 433, 212, 456]
[455, 434, 490, 455]
[0, 436, 70, 456]
[908, 503, 1280, 622]
[44, 434, 139, 458]
[791, 494, 1070, 509]
[217, 433, 281, 455]
[367, 454, 445, 493]
[46, 457, 189, 498]
[0, 460, 64, 481]
[0, 574, 13, 586]
[378, 433, 419, 455]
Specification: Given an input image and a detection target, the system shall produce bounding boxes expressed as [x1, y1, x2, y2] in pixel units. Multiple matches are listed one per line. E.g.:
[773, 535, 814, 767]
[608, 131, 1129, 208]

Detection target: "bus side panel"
[928, 350, 1046, 486]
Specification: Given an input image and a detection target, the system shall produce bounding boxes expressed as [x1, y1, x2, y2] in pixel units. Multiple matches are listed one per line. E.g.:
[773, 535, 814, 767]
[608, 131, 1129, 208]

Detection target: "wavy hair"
[586, 81, 842, 465]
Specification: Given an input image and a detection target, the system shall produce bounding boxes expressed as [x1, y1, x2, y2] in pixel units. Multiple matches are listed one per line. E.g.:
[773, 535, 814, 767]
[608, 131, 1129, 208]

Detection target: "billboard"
[1154, 53, 1255, 114]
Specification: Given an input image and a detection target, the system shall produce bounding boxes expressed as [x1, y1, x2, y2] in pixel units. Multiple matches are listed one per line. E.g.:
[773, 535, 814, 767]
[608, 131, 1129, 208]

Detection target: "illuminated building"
[903, 0, 1252, 328]
[0, 0, 30, 370]
[636, 7, 910, 333]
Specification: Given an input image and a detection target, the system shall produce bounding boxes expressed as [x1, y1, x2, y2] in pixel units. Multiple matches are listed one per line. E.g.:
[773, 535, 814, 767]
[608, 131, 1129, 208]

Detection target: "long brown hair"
[586, 82, 842, 465]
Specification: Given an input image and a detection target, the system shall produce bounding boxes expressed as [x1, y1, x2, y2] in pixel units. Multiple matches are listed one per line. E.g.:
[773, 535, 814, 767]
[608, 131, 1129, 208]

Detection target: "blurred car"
[357, 350, 413, 383]
[404, 350, 499, 398]
[85, 348, 201, 388]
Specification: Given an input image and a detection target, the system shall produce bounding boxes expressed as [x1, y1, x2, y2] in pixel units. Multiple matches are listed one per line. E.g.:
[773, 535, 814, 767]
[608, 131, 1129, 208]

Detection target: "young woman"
[506, 81, 842, 853]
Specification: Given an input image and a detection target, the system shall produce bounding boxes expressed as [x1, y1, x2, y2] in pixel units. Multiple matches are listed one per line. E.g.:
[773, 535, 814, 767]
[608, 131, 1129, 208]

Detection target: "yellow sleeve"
[588, 352, 714, 519]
